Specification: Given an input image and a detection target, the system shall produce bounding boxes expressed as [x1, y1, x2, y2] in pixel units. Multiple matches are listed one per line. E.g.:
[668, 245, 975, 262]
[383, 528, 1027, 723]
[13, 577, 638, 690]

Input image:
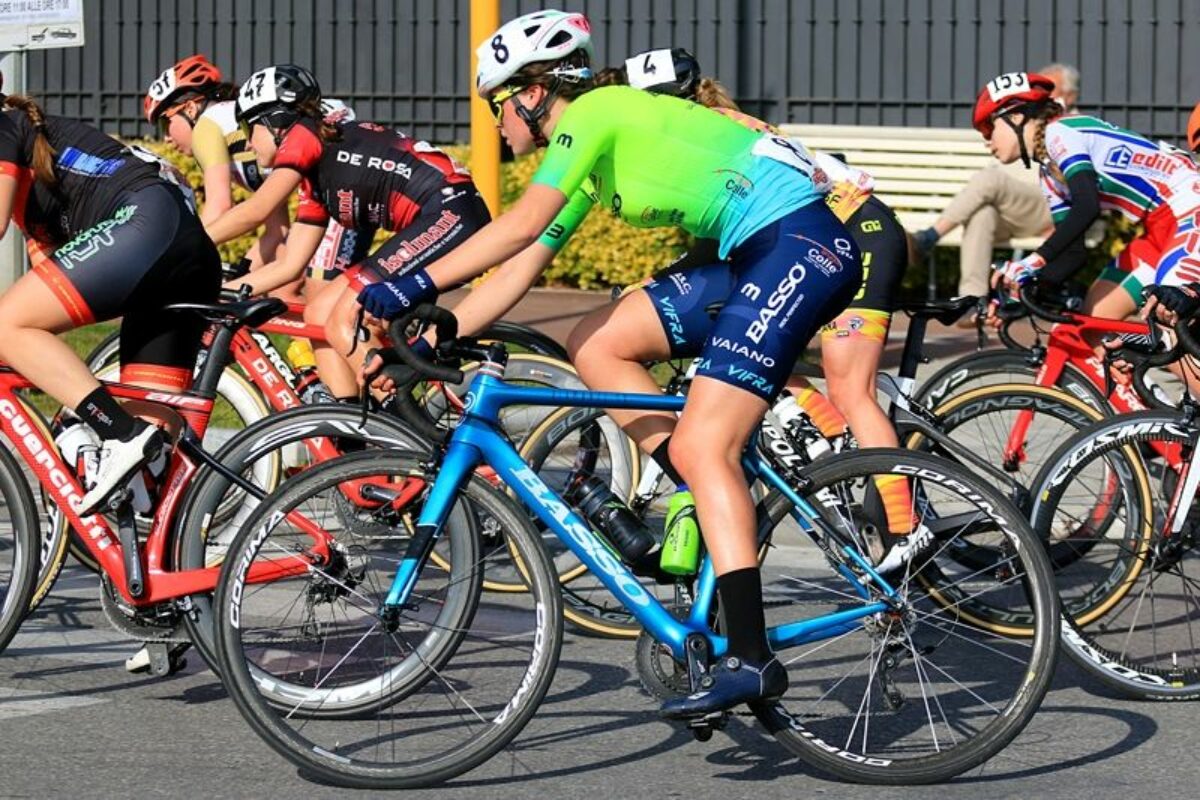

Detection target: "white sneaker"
[78, 426, 164, 515]
[874, 523, 936, 576]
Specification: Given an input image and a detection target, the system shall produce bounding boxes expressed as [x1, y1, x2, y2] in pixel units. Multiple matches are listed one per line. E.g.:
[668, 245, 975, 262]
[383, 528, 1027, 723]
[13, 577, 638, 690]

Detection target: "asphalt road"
[0, 296, 1183, 798]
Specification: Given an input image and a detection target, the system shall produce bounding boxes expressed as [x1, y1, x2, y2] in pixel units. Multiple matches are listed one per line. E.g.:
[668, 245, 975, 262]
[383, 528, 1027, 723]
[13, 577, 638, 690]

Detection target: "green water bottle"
[659, 486, 700, 575]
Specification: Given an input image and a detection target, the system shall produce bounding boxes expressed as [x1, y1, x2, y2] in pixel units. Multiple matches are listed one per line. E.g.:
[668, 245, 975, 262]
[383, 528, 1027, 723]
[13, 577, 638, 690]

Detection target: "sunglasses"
[488, 85, 523, 124]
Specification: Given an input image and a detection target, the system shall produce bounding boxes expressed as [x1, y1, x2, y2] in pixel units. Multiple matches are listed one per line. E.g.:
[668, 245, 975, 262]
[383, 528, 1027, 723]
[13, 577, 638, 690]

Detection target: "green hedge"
[134, 140, 689, 290]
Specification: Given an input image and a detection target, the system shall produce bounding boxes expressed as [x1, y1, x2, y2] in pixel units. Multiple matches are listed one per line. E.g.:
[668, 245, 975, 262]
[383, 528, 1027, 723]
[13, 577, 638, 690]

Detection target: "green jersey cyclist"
[358, 9, 862, 718]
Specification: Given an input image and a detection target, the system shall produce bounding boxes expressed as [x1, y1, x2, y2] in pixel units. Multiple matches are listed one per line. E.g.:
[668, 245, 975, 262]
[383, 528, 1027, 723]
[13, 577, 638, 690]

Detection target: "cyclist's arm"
[448, 242, 557, 337]
[205, 167, 300, 244]
[1033, 168, 1100, 269]
[223, 220, 323, 295]
[424, 184, 568, 289]
[199, 163, 235, 225]
[255, 204, 290, 265]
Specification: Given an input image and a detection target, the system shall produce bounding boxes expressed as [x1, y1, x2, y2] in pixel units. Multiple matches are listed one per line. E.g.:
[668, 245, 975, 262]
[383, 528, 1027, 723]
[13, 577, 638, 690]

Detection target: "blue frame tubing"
[382, 369, 894, 663]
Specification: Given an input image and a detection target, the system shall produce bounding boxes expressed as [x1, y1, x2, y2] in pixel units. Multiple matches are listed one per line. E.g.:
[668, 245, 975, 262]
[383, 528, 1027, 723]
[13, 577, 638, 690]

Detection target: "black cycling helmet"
[235, 64, 321, 132]
[625, 47, 701, 99]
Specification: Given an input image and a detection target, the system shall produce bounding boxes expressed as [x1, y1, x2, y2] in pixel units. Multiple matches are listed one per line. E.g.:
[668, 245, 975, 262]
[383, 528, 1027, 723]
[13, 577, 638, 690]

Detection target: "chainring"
[99, 576, 187, 642]
[634, 604, 691, 700]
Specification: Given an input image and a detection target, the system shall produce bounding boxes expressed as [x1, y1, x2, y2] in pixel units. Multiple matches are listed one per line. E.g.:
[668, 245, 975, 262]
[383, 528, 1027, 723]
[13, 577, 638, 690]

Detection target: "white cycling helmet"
[474, 9, 593, 97]
[319, 97, 356, 124]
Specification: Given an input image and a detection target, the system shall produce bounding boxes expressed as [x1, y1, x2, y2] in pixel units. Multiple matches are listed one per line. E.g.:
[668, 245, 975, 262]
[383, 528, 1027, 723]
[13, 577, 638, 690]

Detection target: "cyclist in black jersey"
[205, 65, 490, 401]
[0, 90, 220, 513]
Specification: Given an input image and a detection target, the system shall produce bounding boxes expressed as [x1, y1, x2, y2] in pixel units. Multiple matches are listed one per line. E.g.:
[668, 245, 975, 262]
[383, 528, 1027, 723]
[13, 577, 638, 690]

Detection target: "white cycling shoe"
[873, 523, 936, 577]
[78, 425, 165, 516]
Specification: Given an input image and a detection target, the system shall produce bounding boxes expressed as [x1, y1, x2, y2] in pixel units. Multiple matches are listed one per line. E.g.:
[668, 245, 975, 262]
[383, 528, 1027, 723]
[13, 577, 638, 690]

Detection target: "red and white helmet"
[144, 54, 223, 123]
[475, 10, 593, 97]
[972, 72, 1057, 138]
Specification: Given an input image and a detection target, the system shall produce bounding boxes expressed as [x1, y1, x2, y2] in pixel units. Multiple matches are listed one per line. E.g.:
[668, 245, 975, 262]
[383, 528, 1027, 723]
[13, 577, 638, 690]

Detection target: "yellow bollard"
[469, 0, 502, 218]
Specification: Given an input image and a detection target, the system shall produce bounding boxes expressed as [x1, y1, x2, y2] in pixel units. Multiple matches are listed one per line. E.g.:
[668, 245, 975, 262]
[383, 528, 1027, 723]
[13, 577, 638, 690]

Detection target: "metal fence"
[18, 0, 1200, 144]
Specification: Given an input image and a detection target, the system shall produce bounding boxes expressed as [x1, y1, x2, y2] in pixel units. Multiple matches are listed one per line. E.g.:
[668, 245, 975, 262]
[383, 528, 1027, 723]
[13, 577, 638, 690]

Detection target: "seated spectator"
[909, 63, 1080, 311]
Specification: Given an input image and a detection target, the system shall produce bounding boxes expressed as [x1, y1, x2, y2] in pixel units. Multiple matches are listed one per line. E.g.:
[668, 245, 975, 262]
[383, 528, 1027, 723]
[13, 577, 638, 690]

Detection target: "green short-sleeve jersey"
[532, 86, 824, 257]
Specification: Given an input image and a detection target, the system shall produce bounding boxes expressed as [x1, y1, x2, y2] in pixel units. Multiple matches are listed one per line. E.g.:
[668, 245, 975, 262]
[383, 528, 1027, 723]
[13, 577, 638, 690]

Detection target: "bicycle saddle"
[166, 297, 287, 329]
[898, 295, 979, 325]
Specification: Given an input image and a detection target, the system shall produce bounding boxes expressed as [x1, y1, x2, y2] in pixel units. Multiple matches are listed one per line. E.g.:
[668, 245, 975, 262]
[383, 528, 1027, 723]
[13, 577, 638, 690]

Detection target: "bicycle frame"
[381, 368, 894, 662]
[1004, 313, 1165, 464]
[0, 370, 329, 605]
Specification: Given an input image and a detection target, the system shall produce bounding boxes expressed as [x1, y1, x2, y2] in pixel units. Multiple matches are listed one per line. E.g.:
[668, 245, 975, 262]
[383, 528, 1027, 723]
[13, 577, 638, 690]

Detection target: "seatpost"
[192, 322, 236, 399]
[898, 316, 930, 382]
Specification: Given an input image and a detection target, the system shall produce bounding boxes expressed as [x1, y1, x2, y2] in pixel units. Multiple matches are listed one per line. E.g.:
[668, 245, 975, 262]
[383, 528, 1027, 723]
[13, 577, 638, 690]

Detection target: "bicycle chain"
[99, 577, 190, 644]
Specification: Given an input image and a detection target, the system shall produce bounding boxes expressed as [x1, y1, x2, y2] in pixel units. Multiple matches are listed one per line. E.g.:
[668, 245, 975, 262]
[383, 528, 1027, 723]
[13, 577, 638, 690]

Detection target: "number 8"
[492, 34, 509, 64]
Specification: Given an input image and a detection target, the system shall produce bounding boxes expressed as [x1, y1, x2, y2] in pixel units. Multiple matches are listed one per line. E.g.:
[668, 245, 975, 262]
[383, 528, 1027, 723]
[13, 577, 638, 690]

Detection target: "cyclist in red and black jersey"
[0, 88, 221, 513]
[205, 65, 490, 400]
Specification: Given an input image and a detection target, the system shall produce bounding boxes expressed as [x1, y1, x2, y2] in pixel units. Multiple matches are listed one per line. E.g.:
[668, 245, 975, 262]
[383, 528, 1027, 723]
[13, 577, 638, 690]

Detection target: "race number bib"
[147, 67, 177, 101]
[752, 134, 830, 192]
[239, 67, 279, 110]
[986, 72, 1031, 102]
[626, 49, 675, 90]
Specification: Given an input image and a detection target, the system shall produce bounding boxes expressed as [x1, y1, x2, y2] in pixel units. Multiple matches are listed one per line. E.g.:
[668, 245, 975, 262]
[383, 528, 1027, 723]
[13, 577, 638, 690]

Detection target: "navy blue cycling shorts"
[643, 200, 861, 401]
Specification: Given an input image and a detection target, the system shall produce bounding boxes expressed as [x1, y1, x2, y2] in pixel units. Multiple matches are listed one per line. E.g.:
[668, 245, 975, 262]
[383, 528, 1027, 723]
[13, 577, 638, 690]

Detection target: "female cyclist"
[358, 10, 861, 717]
[613, 48, 917, 559]
[144, 55, 293, 297]
[204, 64, 491, 401]
[982, 72, 1200, 329]
[0, 89, 220, 513]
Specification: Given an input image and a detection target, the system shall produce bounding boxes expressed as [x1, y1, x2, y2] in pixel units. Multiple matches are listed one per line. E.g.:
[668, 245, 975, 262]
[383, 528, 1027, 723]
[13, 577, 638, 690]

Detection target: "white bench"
[778, 123, 1044, 250]
[778, 123, 1049, 299]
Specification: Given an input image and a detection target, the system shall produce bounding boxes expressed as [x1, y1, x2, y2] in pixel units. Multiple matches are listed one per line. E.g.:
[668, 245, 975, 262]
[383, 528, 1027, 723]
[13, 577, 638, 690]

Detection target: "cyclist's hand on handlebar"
[990, 253, 1046, 299]
[1141, 284, 1200, 326]
[360, 336, 435, 392]
[356, 268, 438, 324]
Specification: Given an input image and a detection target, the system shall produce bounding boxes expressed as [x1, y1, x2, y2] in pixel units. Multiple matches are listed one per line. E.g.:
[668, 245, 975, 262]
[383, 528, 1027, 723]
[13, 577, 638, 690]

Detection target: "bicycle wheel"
[903, 383, 1123, 633]
[1030, 410, 1200, 699]
[915, 347, 1109, 413]
[751, 448, 1058, 783]
[0, 441, 40, 652]
[172, 404, 428, 674]
[214, 451, 562, 788]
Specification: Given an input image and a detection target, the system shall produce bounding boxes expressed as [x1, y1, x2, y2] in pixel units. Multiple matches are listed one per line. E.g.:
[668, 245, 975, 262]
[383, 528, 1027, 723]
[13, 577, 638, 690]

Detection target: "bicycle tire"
[1029, 410, 1200, 699]
[751, 448, 1058, 783]
[214, 450, 563, 789]
[914, 347, 1109, 413]
[0, 438, 42, 653]
[904, 382, 1130, 633]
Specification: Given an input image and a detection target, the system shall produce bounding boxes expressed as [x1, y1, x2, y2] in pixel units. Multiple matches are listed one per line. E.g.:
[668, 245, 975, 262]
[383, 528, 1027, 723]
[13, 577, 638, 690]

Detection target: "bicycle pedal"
[686, 710, 728, 742]
[126, 642, 190, 678]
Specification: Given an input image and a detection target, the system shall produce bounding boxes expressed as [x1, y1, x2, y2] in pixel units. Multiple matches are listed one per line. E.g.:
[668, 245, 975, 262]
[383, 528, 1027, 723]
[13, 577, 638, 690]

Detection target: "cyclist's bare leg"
[821, 333, 898, 448]
[0, 272, 104, 407]
[670, 377, 766, 572]
[568, 288, 677, 453]
[326, 282, 376, 397]
[303, 273, 358, 398]
[1082, 279, 1138, 350]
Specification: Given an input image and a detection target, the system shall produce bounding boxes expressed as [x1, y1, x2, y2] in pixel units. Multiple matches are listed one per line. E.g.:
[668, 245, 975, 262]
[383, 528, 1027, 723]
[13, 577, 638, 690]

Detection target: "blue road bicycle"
[213, 306, 1058, 789]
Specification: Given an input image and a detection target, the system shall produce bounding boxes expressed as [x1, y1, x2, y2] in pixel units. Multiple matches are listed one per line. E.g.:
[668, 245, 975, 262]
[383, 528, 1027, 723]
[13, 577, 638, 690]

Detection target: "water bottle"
[566, 475, 656, 563]
[286, 339, 337, 404]
[659, 487, 701, 575]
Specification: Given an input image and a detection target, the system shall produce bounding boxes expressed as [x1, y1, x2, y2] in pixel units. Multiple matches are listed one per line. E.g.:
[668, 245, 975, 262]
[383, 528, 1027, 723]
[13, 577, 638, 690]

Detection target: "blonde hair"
[694, 78, 739, 111]
[1029, 103, 1065, 179]
[4, 94, 57, 186]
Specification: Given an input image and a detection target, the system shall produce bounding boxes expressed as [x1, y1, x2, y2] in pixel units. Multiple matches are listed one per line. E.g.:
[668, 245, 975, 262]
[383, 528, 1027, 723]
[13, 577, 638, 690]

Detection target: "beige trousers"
[943, 166, 1052, 297]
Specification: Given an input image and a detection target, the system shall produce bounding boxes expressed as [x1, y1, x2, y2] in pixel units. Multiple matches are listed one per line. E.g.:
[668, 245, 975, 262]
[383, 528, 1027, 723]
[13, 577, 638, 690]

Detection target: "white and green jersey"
[1040, 115, 1200, 224]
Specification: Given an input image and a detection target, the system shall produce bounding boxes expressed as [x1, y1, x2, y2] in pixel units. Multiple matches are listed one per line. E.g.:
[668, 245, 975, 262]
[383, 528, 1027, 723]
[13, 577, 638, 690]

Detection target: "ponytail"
[694, 78, 739, 111]
[4, 94, 57, 186]
[295, 97, 341, 143]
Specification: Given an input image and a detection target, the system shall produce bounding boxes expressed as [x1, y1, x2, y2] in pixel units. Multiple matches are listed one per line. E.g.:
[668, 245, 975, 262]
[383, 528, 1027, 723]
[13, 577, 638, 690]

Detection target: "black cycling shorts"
[842, 195, 908, 315]
[34, 183, 221, 388]
[348, 187, 492, 290]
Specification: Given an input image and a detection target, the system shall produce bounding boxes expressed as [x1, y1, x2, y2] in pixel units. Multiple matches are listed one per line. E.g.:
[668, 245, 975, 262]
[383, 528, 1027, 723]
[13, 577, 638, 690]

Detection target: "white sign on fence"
[0, 0, 84, 52]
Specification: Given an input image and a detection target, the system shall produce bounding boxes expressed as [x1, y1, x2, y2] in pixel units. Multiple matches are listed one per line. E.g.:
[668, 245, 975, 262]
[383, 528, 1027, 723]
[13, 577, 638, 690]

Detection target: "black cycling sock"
[76, 387, 139, 441]
[651, 438, 685, 487]
[718, 567, 771, 663]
